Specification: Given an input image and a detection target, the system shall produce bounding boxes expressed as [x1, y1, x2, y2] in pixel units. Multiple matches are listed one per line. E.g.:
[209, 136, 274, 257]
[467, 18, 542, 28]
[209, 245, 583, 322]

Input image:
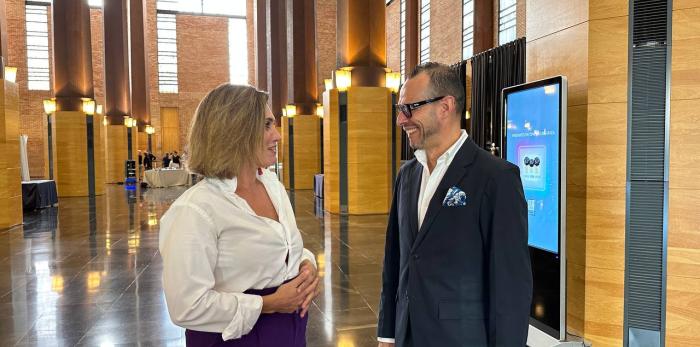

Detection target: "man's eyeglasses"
[395, 96, 446, 118]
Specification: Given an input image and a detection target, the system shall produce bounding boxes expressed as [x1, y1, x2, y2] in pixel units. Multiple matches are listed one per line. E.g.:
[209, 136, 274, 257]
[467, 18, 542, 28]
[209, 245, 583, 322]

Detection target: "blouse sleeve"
[159, 203, 263, 341]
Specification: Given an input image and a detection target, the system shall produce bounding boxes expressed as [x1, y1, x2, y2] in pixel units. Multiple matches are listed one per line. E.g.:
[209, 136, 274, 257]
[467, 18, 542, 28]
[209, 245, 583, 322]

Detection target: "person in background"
[163, 153, 171, 168]
[144, 151, 153, 170]
[159, 83, 321, 347]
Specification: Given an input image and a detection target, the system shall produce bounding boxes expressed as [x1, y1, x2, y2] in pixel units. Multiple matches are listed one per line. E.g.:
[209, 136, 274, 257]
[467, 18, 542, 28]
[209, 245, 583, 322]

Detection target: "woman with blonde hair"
[159, 84, 320, 347]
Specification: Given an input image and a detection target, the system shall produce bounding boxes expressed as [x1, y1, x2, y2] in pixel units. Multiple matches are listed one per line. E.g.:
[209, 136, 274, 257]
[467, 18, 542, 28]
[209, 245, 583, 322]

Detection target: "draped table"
[22, 180, 59, 210]
[143, 169, 191, 188]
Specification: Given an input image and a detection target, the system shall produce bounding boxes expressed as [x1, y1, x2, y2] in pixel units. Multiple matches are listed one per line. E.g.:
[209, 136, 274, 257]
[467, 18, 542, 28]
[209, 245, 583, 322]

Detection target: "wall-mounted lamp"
[96, 104, 103, 115]
[385, 72, 401, 93]
[145, 125, 155, 135]
[282, 108, 287, 117]
[324, 79, 333, 91]
[285, 104, 297, 118]
[4, 66, 17, 83]
[465, 110, 471, 119]
[103, 116, 109, 126]
[316, 104, 324, 118]
[82, 98, 96, 115]
[334, 69, 351, 91]
[43, 98, 57, 114]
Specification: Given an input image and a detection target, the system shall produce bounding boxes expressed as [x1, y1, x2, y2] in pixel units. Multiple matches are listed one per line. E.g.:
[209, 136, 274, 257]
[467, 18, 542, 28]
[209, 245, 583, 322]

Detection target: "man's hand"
[378, 343, 395, 347]
[297, 259, 321, 318]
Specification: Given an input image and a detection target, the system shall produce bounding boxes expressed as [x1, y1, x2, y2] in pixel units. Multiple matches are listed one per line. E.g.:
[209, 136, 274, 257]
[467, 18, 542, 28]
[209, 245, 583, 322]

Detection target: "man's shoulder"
[397, 158, 420, 177]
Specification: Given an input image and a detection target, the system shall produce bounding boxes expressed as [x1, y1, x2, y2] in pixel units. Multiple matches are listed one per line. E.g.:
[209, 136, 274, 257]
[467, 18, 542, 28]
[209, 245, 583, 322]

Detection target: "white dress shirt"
[377, 130, 468, 344]
[159, 169, 316, 341]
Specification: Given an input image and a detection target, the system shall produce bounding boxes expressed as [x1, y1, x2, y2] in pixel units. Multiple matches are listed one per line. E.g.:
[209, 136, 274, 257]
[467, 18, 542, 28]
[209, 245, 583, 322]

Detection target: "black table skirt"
[22, 180, 58, 211]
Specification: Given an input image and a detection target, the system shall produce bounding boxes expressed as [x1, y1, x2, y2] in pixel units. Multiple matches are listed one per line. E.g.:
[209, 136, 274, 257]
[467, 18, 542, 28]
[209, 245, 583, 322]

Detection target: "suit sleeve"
[482, 167, 533, 346]
[377, 170, 402, 340]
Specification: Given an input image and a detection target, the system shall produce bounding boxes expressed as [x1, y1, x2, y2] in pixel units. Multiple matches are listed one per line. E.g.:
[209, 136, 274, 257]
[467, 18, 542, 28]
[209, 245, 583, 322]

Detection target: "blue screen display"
[505, 83, 560, 254]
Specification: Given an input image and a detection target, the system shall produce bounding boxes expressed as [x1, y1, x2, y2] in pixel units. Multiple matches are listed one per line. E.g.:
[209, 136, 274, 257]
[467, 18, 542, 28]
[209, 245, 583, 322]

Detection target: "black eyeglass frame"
[395, 95, 446, 118]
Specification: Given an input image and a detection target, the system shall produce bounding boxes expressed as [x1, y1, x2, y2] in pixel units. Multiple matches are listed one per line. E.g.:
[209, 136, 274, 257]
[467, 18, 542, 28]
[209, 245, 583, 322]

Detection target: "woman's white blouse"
[158, 169, 316, 341]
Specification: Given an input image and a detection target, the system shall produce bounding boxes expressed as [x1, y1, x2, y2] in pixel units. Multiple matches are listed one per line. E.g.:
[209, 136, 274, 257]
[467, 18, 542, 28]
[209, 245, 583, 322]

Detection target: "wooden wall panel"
[526, 22, 589, 107]
[104, 124, 128, 183]
[323, 90, 340, 213]
[281, 116, 290, 187]
[586, 103, 627, 188]
[585, 186, 626, 270]
[589, 0, 628, 20]
[588, 17, 628, 104]
[668, 7, 700, 345]
[346, 87, 392, 215]
[669, 100, 700, 190]
[53, 111, 88, 197]
[583, 268, 625, 347]
[93, 116, 105, 195]
[160, 107, 180, 155]
[526, 0, 588, 41]
[666, 275, 700, 346]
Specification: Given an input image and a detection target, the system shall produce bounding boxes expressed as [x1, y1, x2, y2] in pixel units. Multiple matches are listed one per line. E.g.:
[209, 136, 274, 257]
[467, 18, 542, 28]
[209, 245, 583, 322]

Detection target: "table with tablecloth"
[22, 180, 58, 210]
[143, 169, 191, 188]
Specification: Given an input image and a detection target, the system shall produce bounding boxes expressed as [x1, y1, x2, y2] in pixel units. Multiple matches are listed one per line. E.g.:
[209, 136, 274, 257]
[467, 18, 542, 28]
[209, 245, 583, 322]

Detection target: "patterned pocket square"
[443, 186, 467, 207]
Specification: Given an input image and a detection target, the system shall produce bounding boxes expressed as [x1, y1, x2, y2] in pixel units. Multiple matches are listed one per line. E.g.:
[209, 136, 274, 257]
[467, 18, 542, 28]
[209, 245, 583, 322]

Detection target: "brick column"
[130, 0, 151, 129]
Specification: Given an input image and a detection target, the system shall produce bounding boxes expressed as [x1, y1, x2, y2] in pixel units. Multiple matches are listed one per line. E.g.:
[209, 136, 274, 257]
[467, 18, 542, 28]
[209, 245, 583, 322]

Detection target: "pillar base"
[324, 87, 395, 215]
[0, 80, 22, 229]
[52, 111, 105, 197]
[104, 124, 128, 183]
[282, 115, 321, 190]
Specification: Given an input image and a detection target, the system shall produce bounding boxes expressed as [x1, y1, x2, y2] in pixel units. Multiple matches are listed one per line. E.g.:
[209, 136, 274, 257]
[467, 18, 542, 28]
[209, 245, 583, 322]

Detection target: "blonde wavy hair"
[186, 84, 268, 179]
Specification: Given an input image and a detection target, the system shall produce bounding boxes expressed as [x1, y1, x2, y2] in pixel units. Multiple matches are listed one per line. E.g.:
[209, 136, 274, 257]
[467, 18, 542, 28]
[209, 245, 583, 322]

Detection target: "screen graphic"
[504, 83, 561, 254]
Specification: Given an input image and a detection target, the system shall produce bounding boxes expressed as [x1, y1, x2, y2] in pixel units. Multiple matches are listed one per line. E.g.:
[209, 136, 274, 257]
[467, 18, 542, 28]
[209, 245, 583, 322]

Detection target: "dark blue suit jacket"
[378, 138, 532, 346]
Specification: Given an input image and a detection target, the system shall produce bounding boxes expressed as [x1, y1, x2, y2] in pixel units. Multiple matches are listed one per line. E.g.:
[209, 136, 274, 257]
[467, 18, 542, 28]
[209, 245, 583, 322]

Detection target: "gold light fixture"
[324, 78, 333, 91]
[334, 69, 351, 91]
[315, 104, 324, 118]
[465, 110, 471, 119]
[285, 104, 297, 118]
[81, 98, 96, 115]
[96, 104, 103, 115]
[385, 72, 401, 93]
[103, 116, 109, 126]
[145, 125, 155, 134]
[281, 108, 287, 118]
[4, 66, 17, 83]
[43, 98, 56, 114]
[124, 116, 135, 127]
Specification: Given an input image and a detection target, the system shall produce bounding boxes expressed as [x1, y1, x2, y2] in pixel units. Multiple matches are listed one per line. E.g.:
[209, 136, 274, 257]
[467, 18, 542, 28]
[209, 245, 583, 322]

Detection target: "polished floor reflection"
[0, 185, 387, 346]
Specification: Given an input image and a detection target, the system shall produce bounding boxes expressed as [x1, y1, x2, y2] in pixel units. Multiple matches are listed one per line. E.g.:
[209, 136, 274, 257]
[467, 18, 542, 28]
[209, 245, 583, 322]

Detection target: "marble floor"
[0, 184, 388, 346]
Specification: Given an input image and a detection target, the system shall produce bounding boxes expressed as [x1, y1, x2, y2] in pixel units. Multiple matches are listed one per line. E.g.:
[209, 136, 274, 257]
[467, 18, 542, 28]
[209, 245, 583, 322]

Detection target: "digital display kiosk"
[503, 76, 568, 343]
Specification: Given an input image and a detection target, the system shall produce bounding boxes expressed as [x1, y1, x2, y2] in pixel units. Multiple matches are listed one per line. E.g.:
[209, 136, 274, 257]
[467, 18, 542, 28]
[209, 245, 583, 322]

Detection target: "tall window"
[157, 13, 178, 93]
[462, 0, 474, 59]
[228, 18, 247, 84]
[399, 0, 406, 81]
[25, 4, 50, 91]
[498, 0, 517, 45]
[156, 0, 247, 88]
[419, 0, 430, 64]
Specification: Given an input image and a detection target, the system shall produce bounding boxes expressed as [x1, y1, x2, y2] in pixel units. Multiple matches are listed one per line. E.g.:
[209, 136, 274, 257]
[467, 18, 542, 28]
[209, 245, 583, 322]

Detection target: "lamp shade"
[96, 104, 103, 115]
[124, 116, 133, 127]
[145, 125, 155, 134]
[4, 67, 17, 83]
[285, 104, 296, 118]
[316, 104, 324, 118]
[386, 72, 401, 93]
[334, 69, 351, 91]
[43, 98, 56, 114]
[324, 79, 333, 91]
[82, 98, 96, 115]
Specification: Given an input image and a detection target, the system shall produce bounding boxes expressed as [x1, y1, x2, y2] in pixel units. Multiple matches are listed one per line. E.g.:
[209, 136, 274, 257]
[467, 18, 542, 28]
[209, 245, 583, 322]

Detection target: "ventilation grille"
[625, 0, 669, 343]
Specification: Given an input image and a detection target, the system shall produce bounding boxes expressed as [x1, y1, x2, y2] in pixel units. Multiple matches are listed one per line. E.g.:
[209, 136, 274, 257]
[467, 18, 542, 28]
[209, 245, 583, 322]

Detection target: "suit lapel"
[412, 138, 479, 252]
[405, 162, 422, 245]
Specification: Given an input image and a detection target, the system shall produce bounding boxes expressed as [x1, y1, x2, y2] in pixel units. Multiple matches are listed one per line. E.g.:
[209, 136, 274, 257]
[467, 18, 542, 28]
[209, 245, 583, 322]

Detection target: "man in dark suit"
[378, 62, 532, 347]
